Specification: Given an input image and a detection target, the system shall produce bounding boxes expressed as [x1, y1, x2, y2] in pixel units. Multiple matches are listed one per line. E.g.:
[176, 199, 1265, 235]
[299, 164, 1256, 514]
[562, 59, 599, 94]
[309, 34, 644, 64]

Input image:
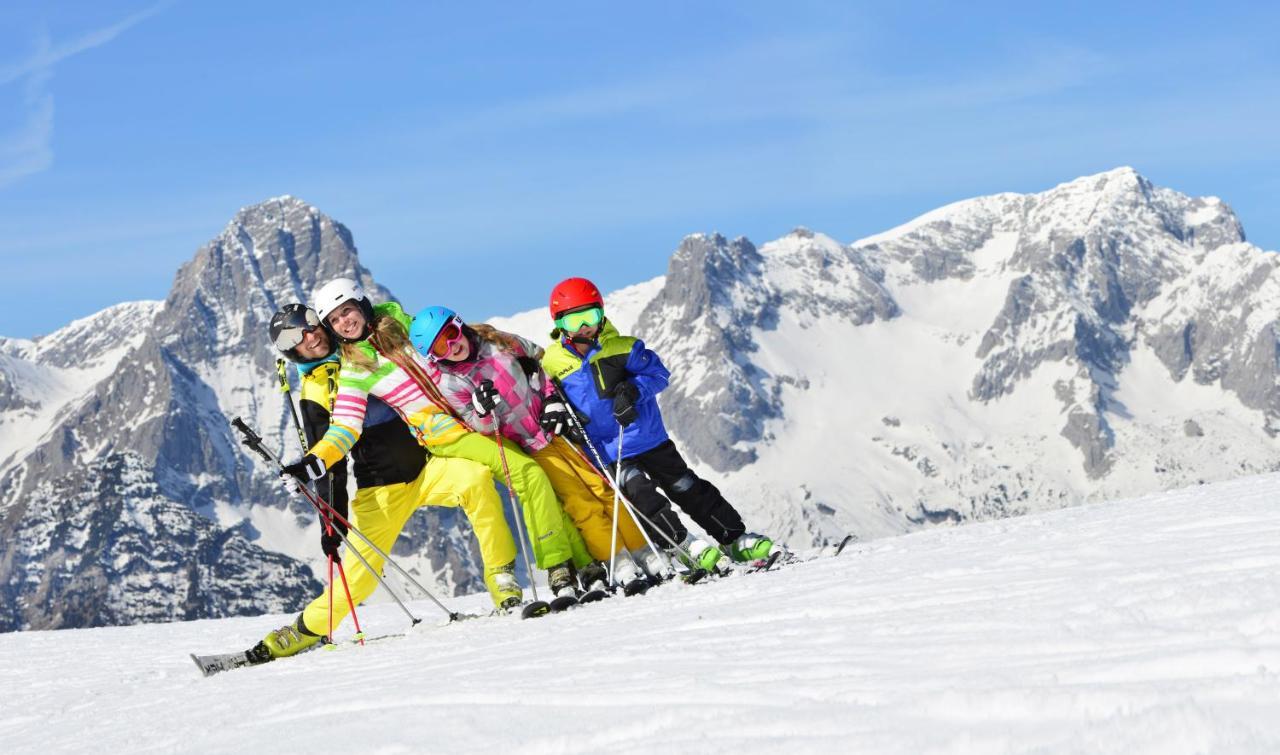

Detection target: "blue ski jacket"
[541, 320, 671, 464]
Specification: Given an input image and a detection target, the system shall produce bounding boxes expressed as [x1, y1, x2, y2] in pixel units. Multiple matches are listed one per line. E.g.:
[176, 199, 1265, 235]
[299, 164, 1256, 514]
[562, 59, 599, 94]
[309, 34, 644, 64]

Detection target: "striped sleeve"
[309, 377, 372, 467]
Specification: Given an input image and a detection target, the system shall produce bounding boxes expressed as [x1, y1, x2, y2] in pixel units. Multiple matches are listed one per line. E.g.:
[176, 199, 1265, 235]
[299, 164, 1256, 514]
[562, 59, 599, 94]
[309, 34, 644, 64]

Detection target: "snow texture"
[1, 472, 1277, 753]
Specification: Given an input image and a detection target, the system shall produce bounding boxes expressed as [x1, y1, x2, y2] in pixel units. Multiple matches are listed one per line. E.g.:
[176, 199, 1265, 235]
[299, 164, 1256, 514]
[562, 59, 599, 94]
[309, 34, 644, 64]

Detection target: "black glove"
[611, 381, 640, 427]
[515, 355, 541, 377]
[281, 454, 327, 483]
[320, 518, 348, 560]
[471, 379, 502, 417]
[540, 399, 584, 443]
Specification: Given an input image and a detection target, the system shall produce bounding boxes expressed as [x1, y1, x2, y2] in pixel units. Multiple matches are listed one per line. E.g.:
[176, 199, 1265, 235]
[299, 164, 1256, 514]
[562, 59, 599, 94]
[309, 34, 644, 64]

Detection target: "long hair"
[340, 314, 411, 371]
[468, 323, 525, 354]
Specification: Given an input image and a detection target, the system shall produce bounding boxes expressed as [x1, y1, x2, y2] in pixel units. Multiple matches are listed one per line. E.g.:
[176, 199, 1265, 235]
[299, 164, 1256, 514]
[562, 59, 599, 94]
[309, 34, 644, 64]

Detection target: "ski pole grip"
[275, 359, 290, 393]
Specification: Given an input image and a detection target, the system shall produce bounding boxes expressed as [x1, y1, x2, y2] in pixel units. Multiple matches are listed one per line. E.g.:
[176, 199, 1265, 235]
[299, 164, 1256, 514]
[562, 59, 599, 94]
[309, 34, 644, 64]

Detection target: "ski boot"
[576, 561, 611, 603]
[259, 618, 322, 659]
[611, 552, 650, 596]
[491, 566, 550, 619]
[547, 561, 580, 612]
[632, 547, 672, 585]
[661, 535, 721, 583]
[729, 533, 787, 570]
[488, 562, 524, 611]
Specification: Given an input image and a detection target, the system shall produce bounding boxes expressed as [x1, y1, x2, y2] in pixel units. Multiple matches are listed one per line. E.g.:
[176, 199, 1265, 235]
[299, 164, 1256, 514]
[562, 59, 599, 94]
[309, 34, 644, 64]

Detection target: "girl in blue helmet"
[409, 306, 658, 594]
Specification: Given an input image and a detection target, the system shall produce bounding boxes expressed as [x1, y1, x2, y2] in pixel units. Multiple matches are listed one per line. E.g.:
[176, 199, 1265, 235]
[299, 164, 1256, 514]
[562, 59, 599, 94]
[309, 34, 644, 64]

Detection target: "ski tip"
[549, 595, 579, 613]
[521, 600, 552, 620]
[683, 568, 709, 585]
[833, 534, 856, 556]
[190, 653, 213, 677]
[578, 589, 610, 604]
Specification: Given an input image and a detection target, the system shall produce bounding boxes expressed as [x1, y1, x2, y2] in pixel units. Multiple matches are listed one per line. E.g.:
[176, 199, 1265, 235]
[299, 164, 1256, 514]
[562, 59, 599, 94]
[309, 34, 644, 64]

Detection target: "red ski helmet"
[549, 277, 604, 319]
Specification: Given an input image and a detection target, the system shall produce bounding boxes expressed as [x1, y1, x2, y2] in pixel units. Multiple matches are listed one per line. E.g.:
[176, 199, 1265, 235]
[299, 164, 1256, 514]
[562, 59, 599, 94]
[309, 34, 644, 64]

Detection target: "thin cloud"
[0, 2, 170, 87]
[0, 2, 169, 188]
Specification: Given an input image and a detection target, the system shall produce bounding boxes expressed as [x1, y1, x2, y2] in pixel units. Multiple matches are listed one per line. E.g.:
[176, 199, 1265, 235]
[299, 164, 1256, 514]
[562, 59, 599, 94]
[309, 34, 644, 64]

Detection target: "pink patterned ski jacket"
[427, 330, 556, 453]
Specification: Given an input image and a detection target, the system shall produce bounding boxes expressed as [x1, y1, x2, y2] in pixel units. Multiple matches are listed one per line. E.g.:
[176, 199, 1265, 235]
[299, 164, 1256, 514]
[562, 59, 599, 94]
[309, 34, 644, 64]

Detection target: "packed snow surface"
[2, 474, 1278, 754]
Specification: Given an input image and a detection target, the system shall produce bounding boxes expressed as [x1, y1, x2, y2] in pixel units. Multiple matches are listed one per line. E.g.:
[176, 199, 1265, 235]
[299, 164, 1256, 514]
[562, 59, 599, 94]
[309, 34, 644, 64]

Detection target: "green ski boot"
[728, 533, 777, 563]
[487, 561, 524, 611]
[261, 618, 322, 659]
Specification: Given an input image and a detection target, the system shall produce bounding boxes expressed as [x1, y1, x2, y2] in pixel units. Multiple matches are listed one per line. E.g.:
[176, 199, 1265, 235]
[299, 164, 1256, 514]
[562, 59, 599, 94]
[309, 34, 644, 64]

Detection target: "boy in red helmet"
[540, 277, 784, 574]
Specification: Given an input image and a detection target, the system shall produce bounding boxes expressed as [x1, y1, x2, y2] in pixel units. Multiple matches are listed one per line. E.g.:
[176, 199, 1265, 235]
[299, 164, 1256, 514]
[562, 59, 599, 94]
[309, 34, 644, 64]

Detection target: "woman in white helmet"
[281, 279, 593, 603]
[253, 302, 518, 661]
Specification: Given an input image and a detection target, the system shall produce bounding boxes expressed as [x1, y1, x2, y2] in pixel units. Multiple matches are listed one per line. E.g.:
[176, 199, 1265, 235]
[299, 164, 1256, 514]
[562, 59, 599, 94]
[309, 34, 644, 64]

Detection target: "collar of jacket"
[295, 353, 340, 376]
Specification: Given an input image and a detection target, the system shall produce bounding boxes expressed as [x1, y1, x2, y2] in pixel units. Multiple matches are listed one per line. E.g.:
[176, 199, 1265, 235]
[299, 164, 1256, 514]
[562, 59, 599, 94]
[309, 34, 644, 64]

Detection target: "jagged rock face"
[846, 168, 1255, 478]
[0, 453, 321, 631]
[637, 230, 898, 472]
[1142, 244, 1280, 435]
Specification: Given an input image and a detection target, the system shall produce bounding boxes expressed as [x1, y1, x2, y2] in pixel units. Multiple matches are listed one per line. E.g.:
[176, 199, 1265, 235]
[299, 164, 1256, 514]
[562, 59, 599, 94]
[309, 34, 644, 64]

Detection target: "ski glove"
[611, 381, 641, 427]
[282, 454, 327, 483]
[539, 399, 584, 443]
[320, 518, 348, 560]
[471, 379, 502, 417]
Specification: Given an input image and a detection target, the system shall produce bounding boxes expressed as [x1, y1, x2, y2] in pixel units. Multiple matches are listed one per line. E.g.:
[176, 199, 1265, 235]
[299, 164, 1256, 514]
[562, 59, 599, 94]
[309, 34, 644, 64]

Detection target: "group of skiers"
[254, 276, 785, 660]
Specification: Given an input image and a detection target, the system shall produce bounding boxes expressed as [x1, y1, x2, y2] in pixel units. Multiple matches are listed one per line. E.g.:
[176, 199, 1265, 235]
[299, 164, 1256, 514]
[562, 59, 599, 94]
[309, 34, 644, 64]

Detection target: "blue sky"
[2, 1, 1278, 338]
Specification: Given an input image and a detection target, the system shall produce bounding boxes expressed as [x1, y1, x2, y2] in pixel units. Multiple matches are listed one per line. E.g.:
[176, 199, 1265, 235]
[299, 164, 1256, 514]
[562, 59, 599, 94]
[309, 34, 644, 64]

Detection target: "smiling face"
[294, 326, 332, 360]
[326, 301, 368, 340]
[428, 318, 470, 361]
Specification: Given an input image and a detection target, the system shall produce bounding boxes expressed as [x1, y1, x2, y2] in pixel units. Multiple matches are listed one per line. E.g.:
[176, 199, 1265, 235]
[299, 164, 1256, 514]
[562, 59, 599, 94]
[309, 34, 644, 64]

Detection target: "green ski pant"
[433, 433, 591, 570]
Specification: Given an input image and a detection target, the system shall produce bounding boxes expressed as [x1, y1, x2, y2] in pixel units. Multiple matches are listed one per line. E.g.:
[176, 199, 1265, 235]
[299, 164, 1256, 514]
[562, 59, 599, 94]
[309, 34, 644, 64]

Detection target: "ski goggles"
[429, 315, 466, 358]
[272, 308, 323, 352]
[555, 306, 604, 333]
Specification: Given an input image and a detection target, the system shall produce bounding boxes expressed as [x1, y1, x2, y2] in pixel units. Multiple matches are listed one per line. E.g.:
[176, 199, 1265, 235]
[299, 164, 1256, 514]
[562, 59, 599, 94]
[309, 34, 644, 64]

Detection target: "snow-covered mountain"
[3, 472, 1278, 753]
[495, 168, 1280, 549]
[4, 168, 1277, 633]
[0, 198, 481, 632]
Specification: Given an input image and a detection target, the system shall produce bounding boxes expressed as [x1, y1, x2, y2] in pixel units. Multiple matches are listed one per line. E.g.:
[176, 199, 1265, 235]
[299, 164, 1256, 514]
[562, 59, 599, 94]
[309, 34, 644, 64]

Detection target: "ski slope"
[2, 474, 1279, 754]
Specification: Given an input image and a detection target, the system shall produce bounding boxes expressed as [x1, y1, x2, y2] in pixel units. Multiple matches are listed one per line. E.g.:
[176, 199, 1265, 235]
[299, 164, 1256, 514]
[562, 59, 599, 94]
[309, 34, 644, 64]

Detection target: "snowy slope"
[1, 473, 1277, 754]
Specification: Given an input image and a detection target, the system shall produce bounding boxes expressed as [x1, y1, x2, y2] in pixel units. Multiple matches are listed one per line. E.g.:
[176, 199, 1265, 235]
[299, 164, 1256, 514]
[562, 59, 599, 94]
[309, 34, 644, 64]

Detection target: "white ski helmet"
[312, 277, 375, 342]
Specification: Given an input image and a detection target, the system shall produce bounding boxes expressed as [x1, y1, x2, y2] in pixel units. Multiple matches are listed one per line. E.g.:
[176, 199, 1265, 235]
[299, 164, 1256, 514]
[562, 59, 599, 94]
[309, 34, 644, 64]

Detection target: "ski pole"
[491, 416, 543, 603]
[276, 361, 365, 640]
[276, 359, 309, 452]
[607, 426, 623, 587]
[549, 383, 696, 565]
[230, 417, 456, 622]
[332, 552, 364, 645]
[295, 480, 426, 626]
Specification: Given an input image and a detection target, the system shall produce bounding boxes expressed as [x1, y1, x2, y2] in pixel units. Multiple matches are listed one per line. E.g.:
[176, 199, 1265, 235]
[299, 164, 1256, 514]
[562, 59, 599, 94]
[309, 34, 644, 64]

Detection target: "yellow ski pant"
[431, 433, 591, 570]
[300, 455, 515, 635]
[532, 436, 647, 560]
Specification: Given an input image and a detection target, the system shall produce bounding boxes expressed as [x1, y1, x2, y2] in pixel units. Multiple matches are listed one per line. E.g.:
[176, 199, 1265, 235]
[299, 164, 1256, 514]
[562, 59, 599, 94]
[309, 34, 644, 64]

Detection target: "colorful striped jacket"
[308, 302, 469, 469]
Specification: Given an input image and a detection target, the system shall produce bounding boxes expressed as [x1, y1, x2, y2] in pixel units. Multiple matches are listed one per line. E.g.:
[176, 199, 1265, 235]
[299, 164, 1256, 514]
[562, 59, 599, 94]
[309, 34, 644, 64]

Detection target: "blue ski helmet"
[409, 305, 462, 358]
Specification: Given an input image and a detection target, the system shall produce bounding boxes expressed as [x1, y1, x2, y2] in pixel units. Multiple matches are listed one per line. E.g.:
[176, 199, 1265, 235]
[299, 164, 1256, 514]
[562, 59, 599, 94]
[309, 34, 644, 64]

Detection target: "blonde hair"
[340, 314, 411, 371]
[468, 323, 524, 354]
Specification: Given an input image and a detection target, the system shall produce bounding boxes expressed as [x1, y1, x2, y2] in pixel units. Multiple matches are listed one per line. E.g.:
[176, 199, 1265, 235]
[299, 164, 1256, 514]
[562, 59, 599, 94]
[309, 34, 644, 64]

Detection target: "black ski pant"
[618, 440, 746, 547]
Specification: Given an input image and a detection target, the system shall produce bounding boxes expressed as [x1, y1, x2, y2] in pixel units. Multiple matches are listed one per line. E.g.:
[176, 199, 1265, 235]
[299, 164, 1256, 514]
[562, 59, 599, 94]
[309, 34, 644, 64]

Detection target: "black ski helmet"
[269, 304, 335, 362]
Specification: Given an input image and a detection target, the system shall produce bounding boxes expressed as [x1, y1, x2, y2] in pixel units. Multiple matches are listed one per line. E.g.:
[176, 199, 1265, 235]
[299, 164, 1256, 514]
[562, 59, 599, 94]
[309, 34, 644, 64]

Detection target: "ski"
[191, 650, 266, 677]
[578, 588, 610, 603]
[619, 577, 650, 596]
[548, 594, 579, 613]
[833, 533, 855, 556]
[519, 600, 552, 619]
